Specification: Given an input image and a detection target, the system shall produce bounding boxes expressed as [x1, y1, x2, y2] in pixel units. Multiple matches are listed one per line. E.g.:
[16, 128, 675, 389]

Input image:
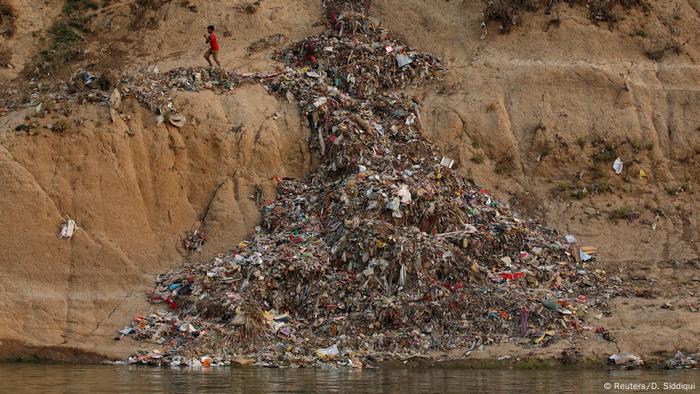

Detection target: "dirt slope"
[0, 85, 311, 359]
[0, 0, 698, 362]
[0, 0, 62, 81]
[0, 0, 322, 81]
[370, 0, 700, 264]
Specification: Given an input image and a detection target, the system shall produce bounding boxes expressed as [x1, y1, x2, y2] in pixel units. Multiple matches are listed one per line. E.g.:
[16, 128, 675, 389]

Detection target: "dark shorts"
[205, 49, 220, 62]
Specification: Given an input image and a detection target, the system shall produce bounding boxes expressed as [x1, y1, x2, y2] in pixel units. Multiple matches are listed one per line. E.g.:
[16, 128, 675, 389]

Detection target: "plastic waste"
[117, 327, 135, 336]
[579, 248, 593, 262]
[499, 272, 525, 280]
[440, 156, 455, 169]
[613, 158, 623, 175]
[665, 351, 698, 369]
[110, 88, 122, 109]
[168, 112, 185, 128]
[396, 184, 411, 204]
[608, 353, 644, 367]
[396, 54, 413, 67]
[315, 344, 339, 360]
[59, 218, 77, 239]
[313, 97, 328, 107]
[82, 72, 96, 87]
[543, 299, 561, 311]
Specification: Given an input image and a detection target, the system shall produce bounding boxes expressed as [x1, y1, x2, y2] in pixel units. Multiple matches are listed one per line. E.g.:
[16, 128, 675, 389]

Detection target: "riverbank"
[1, 0, 698, 366]
[3, 292, 698, 370]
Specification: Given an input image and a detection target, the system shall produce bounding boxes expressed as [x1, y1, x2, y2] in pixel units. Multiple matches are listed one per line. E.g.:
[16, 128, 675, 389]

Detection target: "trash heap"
[118, 0, 617, 367]
[277, 2, 441, 99]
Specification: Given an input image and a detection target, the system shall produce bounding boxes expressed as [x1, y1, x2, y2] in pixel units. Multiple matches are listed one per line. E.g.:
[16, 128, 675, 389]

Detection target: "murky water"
[0, 364, 697, 393]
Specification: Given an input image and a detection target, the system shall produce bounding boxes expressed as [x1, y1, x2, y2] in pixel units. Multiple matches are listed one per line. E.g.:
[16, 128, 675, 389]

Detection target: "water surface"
[0, 364, 697, 393]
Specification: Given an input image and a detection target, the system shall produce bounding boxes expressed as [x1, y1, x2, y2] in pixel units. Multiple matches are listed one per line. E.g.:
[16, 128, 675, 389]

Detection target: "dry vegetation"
[0, 0, 15, 38]
[31, 0, 164, 80]
[0, 0, 14, 66]
[609, 205, 640, 221]
[0, 45, 10, 66]
[483, 0, 650, 32]
[130, 0, 170, 29]
[482, 0, 688, 62]
[494, 153, 517, 175]
[36, 1, 96, 76]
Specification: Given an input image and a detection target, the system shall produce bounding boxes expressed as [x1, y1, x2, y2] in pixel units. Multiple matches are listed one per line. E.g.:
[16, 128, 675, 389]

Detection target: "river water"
[0, 364, 697, 393]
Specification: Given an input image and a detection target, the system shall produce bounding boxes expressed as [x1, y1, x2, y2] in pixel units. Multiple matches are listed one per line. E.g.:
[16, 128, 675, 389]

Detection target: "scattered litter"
[248, 34, 286, 53]
[613, 158, 623, 175]
[167, 112, 185, 128]
[579, 248, 593, 262]
[608, 353, 644, 368]
[440, 156, 455, 169]
[110, 88, 122, 109]
[595, 326, 615, 341]
[665, 351, 698, 369]
[59, 217, 77, 239]
[116, 327, 135, 337]
[183, 228, 206, 252]
[580, 246, 598, 257]
[82, 71, 97, 87]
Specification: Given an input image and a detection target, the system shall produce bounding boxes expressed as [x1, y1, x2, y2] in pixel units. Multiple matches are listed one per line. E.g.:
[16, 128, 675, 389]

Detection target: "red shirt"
[209, 33, 220, 51]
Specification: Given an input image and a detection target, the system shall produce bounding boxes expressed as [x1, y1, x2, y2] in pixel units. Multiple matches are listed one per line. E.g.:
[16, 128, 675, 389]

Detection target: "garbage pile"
[116, 0, 618, 367]
[277, 0, 442, 99]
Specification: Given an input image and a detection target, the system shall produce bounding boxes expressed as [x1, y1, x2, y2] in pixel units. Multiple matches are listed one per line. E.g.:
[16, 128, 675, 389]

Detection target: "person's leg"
[204, 49, 213, 67]
[213, 51, 222, 68]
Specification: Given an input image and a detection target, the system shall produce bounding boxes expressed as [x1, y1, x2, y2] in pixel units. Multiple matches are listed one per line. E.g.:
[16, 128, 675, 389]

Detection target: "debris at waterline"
[608, 353, 644, 368]
[665, 351, 698, 370]
[116, 0, 618, 367]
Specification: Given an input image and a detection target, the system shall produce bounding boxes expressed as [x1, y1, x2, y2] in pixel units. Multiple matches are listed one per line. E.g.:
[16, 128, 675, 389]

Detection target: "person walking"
[204, 25, 222, 68]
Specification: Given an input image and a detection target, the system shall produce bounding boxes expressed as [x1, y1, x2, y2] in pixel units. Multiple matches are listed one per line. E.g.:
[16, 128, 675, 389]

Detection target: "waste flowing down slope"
[113, 0, 621, 367]
[0, 0, 698, 363]
[371, 0, 700, 266]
